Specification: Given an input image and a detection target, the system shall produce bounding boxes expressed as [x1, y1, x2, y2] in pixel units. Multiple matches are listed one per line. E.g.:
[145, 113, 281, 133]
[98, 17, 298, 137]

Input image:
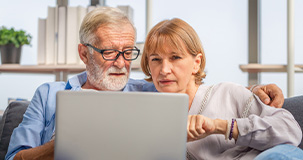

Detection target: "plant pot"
[0, 43, 22, 64]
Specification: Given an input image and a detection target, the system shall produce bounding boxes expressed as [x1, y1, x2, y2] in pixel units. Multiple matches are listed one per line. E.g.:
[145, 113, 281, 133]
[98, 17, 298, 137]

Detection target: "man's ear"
[193, 53, 202, 74]
[78, 44, 89, 64]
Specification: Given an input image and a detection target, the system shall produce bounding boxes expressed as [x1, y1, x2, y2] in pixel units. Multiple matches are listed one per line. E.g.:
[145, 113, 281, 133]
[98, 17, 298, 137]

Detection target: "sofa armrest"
[283, 96, 303, 149]
[0, 101, 30, 159]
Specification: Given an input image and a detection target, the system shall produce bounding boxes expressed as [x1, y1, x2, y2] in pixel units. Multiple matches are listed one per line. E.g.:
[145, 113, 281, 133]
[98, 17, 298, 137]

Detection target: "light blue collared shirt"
[5, 72, 157, 160]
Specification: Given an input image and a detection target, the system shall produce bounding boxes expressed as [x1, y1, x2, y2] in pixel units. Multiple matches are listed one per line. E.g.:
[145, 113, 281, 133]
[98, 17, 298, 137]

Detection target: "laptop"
[55, 91, 188, 160]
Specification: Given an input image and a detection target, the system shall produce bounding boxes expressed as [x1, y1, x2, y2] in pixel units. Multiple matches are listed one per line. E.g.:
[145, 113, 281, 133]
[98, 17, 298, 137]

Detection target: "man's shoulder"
[36, 81, 67, 92]
[32, 82, 67, 100]
[29, 81, 67, 112]
[125, 79, 157, 92]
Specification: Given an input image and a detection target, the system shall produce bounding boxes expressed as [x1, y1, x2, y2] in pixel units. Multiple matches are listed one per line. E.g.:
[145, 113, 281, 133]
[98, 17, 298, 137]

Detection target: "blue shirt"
[5, 72, 157, 160]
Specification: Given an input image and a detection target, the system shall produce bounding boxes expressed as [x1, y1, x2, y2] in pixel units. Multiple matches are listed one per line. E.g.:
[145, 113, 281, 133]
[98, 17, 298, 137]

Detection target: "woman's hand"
[250, 84, 284, 108]
[187, 115, 216, 142]
[187, 115, 238, 142]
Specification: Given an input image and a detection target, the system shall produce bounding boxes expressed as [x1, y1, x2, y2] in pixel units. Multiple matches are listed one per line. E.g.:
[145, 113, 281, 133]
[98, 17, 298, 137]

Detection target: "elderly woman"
[141, 18, 303, 160]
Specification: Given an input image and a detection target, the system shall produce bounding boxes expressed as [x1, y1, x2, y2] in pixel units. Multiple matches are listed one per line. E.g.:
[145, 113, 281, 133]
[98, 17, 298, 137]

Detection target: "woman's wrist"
[232, 120, 239, 140]
[213, 118, 239, 141]
[214, 119, 228, 135]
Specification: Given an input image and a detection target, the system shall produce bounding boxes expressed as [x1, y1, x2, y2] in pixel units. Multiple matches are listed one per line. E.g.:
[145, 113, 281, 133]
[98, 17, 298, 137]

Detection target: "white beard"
[86, 55, 129, 91]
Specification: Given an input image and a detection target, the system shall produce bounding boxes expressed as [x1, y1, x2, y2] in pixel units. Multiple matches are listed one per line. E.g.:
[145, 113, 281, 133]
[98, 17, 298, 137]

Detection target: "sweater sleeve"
[235, 90, 302, 150]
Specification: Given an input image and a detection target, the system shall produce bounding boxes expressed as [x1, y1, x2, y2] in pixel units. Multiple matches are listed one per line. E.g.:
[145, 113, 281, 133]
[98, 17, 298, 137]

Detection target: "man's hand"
[250, 84, 284, 108]
[13, 140, 54, 160]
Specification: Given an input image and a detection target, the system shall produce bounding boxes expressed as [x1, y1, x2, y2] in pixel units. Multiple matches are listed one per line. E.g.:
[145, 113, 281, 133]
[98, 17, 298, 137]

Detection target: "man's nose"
[160, 60, 172, 75]
[113, 53, 126, 69]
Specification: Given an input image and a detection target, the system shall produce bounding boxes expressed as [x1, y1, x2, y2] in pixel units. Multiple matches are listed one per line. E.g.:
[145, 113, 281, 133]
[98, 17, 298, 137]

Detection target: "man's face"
[86, 24, 136, 91]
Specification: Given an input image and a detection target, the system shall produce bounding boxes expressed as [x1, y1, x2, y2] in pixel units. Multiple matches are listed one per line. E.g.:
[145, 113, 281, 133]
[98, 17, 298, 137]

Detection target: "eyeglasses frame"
[83, 43, 140, 61]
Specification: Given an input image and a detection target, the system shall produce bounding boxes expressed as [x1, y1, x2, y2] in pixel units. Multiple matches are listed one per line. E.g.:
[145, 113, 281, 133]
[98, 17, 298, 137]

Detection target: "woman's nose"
[160, 60, 172, 75]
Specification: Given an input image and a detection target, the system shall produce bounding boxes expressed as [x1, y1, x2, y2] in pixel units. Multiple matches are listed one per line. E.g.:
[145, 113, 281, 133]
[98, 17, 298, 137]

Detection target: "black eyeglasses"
[83, 43, 140, 61]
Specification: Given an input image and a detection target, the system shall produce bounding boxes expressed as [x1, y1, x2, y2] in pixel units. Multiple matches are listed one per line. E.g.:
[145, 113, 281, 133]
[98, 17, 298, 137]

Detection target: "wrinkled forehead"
[146, 33, 188, 56]
[95, 24, 136, 48]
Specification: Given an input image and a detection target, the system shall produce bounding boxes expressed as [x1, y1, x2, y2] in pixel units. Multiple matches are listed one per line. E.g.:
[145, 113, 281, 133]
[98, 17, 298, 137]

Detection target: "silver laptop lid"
[55, 91, 188, 160]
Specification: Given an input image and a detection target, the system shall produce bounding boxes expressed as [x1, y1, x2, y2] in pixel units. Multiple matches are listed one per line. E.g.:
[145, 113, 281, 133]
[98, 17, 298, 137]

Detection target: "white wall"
[151, 0, 249, 86]
[0, 0, 302, 110]
[260, 0, 303, 97]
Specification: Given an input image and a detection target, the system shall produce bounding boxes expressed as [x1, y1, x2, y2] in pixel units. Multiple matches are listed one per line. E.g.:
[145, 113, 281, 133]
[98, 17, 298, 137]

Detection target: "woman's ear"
[78, 44, 89, 64]
[193, 53, 202, 74]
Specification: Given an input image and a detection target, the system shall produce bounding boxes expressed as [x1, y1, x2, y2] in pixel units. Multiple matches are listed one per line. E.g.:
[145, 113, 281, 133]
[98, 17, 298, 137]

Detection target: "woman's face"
[148, 42, 201, 94]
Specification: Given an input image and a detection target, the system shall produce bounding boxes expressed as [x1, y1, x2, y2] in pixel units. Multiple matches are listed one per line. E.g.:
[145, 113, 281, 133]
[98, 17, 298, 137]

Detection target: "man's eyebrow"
[98, 45, 111, 49]
[123, 45, 135, 49]
[99, 45, 134, 50]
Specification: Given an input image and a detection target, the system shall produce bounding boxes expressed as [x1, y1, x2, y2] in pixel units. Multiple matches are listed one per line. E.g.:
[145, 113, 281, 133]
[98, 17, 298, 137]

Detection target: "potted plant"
[0, 26, 32, 64]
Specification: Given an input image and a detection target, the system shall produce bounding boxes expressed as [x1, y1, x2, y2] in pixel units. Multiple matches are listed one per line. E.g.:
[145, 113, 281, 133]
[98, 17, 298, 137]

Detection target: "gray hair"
[79, 6, 136, 50]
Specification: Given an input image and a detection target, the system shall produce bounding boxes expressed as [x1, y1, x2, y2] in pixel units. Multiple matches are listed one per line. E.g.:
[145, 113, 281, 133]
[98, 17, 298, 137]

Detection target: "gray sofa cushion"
[282, 95, 303, 149]
[0, 101, 30, 160]
[0, 96, 301, 159]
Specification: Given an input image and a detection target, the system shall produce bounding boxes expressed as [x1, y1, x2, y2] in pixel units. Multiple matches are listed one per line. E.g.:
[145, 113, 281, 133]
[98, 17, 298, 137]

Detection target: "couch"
[0, 101, 30, 159]
[0, 96, 302, 159]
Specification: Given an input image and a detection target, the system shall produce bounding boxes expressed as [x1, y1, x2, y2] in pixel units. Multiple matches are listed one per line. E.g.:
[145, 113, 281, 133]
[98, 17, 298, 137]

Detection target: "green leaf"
[0, 26, 32, 49]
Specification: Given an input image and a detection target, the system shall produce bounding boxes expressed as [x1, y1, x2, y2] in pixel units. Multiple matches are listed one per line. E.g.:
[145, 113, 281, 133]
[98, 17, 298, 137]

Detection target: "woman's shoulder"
[214, 82, 246, 90]
[212, 82, 252, 97]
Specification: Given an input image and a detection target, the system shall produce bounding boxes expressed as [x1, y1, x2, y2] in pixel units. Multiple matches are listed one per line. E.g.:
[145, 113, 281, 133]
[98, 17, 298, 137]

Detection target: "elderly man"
[6, 7, 284, 160]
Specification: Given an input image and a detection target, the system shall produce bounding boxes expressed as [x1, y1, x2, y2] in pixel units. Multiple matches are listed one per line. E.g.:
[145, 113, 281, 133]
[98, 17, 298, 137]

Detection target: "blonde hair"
[79, 7, 136, 50]
[141, 18, 206, 85]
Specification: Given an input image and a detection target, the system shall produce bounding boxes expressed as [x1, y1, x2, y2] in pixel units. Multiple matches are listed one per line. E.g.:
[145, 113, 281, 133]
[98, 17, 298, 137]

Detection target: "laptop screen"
[55, 91, 188, 160]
